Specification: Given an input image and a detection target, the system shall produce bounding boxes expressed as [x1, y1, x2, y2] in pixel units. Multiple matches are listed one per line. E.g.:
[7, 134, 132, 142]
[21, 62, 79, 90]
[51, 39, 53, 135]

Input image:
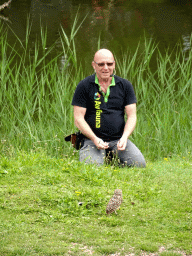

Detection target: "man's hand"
[117, 137, 127, 151]
[117, 103, 136, 151]
[93, 137, 109, 150]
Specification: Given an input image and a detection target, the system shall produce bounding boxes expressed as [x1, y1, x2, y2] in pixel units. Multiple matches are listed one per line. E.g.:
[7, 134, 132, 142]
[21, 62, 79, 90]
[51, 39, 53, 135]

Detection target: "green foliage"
[115, 37, 192, 160]
[0, 18, 83, 157]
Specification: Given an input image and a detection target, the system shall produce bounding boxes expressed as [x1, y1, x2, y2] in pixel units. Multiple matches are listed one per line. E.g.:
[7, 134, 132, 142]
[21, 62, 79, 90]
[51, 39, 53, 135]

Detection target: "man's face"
[92, 52, 115, 80]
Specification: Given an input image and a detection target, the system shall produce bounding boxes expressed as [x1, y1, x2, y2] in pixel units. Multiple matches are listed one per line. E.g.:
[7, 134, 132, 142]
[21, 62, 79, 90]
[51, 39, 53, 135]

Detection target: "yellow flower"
[164, 158, 168, 161]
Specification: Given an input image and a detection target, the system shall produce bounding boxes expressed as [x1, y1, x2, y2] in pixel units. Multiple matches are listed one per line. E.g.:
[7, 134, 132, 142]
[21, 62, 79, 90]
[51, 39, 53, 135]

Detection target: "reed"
[0, 20, 191, 160]
[0, 20, 81, 157]
[116, 38, 192, 160]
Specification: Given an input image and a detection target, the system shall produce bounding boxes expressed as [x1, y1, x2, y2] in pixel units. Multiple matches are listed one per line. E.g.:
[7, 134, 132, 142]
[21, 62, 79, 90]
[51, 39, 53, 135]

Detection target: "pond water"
[1, 0, 192, 72]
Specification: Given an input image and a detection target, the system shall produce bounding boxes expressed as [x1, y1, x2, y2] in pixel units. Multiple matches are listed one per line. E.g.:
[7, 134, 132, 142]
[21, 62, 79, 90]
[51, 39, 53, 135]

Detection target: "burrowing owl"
[106, 189, 123, 215]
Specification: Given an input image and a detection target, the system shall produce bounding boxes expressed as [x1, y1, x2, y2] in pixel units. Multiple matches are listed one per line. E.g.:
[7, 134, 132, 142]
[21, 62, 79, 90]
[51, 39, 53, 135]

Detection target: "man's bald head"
[94, 49, 114, 62]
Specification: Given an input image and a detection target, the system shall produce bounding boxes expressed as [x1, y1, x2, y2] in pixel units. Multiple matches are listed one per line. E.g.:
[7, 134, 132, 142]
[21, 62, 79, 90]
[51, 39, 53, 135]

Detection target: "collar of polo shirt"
[95, 75, 116, 103]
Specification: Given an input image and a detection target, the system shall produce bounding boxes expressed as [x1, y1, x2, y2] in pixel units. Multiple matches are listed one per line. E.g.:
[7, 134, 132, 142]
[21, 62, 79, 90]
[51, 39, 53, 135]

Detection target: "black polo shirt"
[72, 74, 137, 142]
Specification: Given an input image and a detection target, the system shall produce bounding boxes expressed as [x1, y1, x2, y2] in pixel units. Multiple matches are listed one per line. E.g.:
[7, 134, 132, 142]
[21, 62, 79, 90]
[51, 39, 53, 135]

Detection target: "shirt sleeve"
[123, 79, 137, 106]
[71, 81, 88, 108]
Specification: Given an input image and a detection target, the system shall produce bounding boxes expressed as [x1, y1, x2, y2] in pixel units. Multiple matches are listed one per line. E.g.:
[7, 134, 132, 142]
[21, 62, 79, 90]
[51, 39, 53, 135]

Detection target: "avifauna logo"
[94, 92, 101, 100]
[94, 93, 102, 128]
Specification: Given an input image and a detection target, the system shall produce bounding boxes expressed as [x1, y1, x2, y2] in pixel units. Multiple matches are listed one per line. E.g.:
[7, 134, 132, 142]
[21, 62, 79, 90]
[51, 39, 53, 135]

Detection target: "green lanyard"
[95, 76, 115, 103]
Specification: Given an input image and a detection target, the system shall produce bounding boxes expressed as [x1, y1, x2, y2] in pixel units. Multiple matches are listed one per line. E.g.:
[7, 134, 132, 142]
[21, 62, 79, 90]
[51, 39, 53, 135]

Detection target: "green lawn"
[0, 151, 191, 255]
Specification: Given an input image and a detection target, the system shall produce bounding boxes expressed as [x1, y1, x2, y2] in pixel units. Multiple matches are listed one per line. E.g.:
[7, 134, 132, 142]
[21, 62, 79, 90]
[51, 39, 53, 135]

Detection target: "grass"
[0, 151, 192, 255]
[115, 38, 192, 160]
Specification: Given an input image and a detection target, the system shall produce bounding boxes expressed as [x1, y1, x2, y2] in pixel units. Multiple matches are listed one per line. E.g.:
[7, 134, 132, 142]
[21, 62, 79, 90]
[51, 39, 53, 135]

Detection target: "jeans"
[79, 139, 146, 167]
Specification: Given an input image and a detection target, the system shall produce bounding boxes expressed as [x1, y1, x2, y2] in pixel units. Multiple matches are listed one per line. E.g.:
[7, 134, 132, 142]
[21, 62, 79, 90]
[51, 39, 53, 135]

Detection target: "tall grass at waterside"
[0, 20, 86, 157]
[0, 21, 191, 160]
[116, 38, 192, 160]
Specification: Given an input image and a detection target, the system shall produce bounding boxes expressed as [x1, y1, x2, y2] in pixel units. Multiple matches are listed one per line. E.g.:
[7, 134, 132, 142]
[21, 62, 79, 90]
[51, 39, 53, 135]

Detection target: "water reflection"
[182, 34, 191, 52]
[0, 0, 192, 70]
[29, 0, 68, 46]
[182, 34, 191, 60]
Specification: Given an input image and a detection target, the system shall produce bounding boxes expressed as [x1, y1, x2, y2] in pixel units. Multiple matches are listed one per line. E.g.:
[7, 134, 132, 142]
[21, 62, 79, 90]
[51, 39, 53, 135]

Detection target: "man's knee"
[132, 158, 146, 168]
[79, 143, 105, 165]
[80, 155, 105, 165]
[118, 140, 146, 168]
[120, 156, 146, 168]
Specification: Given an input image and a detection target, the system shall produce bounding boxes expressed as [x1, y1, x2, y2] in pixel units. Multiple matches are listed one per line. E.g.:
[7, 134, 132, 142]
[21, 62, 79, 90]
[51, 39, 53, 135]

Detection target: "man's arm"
[74, 105, 109, 149]
[117, 103, 137, 150]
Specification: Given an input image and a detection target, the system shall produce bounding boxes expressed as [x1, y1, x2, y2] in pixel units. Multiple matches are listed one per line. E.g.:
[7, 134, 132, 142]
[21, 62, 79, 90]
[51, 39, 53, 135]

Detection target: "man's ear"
[92, 61, 96, 69]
